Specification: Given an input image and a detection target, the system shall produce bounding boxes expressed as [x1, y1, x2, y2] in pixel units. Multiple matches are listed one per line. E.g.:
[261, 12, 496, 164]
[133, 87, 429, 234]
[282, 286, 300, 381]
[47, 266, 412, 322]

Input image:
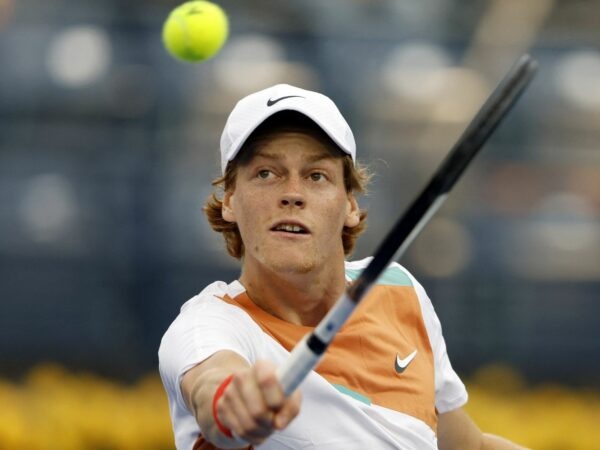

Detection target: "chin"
[265, 252, 317, 275]
[273, 259, 316, 275]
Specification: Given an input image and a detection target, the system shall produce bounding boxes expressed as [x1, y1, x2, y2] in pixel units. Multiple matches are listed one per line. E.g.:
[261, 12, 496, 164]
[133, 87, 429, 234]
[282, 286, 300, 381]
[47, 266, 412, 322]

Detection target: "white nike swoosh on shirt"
[395, 349, 418, 374]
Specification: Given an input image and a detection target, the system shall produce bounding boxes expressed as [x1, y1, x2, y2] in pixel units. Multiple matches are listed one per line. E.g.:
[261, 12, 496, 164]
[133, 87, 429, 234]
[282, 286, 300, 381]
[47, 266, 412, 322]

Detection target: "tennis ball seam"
[174, 14, 195, 60]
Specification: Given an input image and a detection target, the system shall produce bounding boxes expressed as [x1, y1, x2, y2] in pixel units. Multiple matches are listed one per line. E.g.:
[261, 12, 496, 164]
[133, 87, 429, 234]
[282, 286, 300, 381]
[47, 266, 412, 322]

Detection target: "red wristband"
[212, 374, 234, 438]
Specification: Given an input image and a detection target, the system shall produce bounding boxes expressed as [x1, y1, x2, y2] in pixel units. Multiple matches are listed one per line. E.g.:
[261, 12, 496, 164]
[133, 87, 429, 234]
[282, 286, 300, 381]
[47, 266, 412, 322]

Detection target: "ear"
[222, 190, 236, 223]
[344, 194, 360, 228]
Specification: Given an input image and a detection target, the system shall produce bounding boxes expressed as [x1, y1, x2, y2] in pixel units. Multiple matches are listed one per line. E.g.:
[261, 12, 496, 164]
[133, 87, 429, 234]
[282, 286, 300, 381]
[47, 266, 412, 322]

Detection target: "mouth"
[270, 221, 310, 235]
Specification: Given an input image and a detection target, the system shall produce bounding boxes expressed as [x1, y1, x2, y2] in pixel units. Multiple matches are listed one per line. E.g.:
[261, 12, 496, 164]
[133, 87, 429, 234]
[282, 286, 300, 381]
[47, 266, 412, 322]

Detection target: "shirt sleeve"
[400, 266, 468, 413]
[158, 284, 263, 412]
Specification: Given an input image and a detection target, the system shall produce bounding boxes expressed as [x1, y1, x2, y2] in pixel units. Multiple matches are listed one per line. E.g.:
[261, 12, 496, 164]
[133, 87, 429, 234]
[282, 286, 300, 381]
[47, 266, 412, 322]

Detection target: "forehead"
[252, 131, 340, 161]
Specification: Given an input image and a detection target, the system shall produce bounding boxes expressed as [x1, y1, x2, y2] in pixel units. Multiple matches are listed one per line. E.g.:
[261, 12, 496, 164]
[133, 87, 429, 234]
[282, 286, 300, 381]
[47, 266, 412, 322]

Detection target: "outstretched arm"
[181, 350, 301, 449]
[438, 408, 529, 450]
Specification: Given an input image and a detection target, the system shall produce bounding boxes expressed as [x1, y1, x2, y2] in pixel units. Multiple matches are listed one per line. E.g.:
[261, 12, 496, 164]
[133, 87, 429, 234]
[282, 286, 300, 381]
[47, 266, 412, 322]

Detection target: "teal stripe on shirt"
[332, 384, 371, 405]
[345, 265, 413, 287]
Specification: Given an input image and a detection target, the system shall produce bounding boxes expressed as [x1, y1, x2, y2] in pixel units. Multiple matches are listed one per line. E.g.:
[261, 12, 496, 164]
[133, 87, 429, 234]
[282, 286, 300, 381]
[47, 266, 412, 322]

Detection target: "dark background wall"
[1, 0, 599, 385]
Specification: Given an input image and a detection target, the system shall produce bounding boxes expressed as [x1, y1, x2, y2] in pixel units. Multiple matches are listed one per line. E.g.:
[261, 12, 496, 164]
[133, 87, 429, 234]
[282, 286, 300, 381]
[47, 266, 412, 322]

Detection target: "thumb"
[273, 389, 302, 430]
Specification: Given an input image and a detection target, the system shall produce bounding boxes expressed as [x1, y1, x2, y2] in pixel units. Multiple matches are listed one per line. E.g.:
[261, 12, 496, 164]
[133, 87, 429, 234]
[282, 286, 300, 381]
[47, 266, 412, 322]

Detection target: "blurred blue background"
[0, 0, 599, 385]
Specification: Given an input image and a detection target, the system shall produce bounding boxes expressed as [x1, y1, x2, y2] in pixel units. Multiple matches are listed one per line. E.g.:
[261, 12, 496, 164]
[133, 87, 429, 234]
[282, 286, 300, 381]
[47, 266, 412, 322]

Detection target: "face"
[222, 132, 360, 276]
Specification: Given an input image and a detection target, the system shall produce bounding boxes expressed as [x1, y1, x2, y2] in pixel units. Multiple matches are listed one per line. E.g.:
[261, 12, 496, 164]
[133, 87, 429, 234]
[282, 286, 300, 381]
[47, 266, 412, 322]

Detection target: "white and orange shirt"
[159, 258, 468, 449]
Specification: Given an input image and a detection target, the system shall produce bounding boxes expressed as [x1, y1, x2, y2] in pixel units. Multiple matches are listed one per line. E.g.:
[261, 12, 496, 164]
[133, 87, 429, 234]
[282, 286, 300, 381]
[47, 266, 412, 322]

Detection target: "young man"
[159, 84, 526, 449]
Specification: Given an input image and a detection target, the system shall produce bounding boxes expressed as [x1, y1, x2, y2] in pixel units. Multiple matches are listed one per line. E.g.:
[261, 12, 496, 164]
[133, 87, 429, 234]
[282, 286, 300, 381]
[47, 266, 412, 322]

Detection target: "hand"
[214, 360, 302, 446]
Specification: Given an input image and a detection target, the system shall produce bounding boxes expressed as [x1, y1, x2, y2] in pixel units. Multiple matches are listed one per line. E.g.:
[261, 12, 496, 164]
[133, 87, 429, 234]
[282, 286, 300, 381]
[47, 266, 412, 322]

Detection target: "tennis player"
[159, 84, 527, 449]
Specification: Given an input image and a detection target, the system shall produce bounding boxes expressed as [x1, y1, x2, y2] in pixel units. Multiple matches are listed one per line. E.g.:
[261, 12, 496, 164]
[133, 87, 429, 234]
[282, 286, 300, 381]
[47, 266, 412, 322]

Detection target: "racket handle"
[277, 334, 323, 396]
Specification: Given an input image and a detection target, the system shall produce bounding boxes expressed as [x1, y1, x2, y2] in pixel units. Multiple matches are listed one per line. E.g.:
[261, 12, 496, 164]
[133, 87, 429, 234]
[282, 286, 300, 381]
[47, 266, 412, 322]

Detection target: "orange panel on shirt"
[220, 284, 437, 431]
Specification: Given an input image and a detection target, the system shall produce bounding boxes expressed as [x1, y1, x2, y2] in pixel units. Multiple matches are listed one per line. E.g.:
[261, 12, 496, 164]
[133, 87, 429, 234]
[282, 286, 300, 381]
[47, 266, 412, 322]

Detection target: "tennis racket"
[277, 54, 538, 396]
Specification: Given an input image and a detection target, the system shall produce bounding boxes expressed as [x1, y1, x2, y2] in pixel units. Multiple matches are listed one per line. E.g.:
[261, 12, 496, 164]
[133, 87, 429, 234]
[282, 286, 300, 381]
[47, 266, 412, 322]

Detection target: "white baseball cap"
[219, 84, 356, 174]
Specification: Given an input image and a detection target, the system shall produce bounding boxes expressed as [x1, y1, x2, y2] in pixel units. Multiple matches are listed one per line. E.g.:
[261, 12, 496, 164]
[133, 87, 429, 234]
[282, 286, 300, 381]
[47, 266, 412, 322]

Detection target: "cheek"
[320, 193, 351, 228]
[234, 193, 264, 230]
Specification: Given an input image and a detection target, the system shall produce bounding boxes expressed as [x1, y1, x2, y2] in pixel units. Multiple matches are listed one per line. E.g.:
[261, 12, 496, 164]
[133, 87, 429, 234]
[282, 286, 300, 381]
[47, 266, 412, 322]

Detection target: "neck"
[239, 260, 347, 327]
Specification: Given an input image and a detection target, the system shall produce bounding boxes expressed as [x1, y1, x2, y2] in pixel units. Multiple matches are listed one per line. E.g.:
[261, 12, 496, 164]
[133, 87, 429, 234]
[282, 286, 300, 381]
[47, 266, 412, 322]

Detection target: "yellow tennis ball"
[162, 1, 229, 63]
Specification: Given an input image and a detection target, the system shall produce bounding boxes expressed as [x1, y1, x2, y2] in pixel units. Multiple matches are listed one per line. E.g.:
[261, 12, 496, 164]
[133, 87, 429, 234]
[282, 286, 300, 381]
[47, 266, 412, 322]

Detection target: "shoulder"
[159, 280, 262, 358]
[170, 280, 257, 326]
[344, 258, 437, 323]
[345, 257, 415, 287]
[158, 280, 264, 386]
[178, 280, 242, 313]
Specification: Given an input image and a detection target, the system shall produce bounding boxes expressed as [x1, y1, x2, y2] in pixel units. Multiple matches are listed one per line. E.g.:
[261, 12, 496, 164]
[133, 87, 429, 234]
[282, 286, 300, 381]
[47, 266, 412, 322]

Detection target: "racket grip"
[277, 334, 323, 396]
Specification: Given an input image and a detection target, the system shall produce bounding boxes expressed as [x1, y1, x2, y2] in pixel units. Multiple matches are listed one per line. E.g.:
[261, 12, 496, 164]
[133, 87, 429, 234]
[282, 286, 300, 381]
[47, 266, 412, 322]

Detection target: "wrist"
[212, 374, 235, 438]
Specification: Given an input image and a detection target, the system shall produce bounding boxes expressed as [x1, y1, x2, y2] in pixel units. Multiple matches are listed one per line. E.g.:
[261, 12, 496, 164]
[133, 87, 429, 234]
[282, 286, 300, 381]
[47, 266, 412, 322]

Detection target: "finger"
[219, 392, 269, 445]
[218, 375, 268, 441]
[235, 367, 276, 429]
[254, 360, 285, 410]
[273, 389, 302, 430]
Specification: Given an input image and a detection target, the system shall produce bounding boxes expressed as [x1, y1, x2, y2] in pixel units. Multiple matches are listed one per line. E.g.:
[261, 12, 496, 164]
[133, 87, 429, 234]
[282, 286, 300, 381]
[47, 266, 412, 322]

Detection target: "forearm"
[181, 351, 301, 448]
[481, 433, 530, 450]
[189, 368, 235, 446]
[182, 351, 250, 448]
[438, 409, 529, 450]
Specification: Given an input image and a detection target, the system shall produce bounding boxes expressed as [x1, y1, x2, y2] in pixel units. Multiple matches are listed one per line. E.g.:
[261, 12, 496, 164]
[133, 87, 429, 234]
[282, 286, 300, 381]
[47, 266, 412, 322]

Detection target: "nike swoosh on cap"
[395, 349, 418, 374]
[266, 95, 304, 106]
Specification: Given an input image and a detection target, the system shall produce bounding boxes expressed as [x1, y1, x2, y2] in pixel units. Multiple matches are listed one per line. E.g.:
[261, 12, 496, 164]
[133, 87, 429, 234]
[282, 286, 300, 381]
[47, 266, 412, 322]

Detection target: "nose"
[279, 176, 305, 208]
[280, 193, 305, 208]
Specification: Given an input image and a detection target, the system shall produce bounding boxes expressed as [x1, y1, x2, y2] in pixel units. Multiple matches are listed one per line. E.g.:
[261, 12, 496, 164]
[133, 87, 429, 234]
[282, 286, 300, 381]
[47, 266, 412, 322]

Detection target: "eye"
[309, 172, 325, 182]
[257, 169, 272, 179]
